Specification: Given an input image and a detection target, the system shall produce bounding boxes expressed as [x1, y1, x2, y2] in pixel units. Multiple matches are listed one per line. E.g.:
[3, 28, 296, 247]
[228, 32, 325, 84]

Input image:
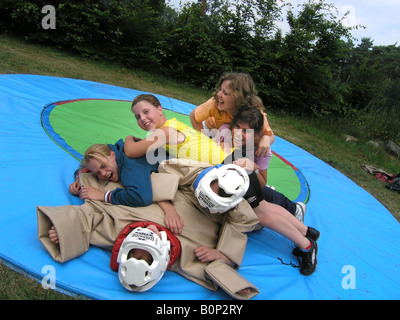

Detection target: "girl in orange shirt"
[190, 72, 275, 158]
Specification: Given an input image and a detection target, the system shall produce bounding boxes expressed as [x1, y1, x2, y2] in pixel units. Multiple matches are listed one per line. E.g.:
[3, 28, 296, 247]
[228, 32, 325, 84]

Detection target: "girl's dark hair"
[230, 107, 264, 134]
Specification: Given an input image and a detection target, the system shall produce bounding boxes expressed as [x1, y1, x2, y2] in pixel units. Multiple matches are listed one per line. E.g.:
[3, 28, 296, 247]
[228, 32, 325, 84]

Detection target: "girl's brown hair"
[131, 94, 161, 110]
[213, 72, 264, 112]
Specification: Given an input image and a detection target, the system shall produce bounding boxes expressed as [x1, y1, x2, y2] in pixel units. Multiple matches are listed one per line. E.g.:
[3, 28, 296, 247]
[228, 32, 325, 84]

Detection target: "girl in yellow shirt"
[124, 94, 233, 165]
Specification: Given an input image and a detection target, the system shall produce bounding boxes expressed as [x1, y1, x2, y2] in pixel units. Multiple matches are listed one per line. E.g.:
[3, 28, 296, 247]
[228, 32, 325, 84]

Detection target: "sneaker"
[294, 202, 306, 223]
[306, 227, 320, 241]
[294, 239, 318, 276]
[292, 226, 320, 255]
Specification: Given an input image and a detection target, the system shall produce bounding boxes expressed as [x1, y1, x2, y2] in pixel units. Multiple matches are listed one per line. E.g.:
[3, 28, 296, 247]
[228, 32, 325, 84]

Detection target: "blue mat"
[1, 74, 399, 300]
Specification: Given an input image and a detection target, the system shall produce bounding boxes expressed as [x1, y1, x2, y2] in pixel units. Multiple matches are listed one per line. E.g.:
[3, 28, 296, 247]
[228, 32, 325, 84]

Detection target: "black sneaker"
[306, 227, 320, 241]
[293, 239, 318, 276]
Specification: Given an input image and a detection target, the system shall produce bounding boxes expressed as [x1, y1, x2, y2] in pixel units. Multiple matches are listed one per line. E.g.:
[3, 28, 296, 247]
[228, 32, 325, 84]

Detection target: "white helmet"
[117, 227, 170, 292]
[194, 164, 249, 213]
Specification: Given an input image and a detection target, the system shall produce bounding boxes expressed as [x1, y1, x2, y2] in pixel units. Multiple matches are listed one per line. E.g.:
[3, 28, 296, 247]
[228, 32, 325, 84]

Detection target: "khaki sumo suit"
[37, 159, 260, 299]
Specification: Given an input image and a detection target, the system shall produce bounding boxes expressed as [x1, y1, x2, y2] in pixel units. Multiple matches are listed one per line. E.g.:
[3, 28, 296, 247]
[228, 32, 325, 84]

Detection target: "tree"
[268, 0, 353, 116]
[157, 2, 228, 88]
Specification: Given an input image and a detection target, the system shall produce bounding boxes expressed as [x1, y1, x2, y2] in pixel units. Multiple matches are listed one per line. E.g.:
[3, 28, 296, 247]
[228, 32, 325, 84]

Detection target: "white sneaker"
[295, 202, 306, 223]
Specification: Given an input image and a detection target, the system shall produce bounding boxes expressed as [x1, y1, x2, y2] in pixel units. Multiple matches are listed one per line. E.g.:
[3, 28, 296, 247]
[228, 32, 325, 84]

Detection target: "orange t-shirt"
[194, 98, 274, 135]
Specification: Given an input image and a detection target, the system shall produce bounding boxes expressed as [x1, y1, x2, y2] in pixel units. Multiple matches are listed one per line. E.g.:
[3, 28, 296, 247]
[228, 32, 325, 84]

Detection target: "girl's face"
[232, 122, 256, 148]
[216, 80, 237, 114]
[132, 101, 164, 131]
[87, 151, 119, 182]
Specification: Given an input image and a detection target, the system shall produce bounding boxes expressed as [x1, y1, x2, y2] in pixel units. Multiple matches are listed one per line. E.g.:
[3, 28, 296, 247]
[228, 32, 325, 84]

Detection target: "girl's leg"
[253, 200, 309, 249]
[253, 200, 319, 276]
[262, 185, 297, 215]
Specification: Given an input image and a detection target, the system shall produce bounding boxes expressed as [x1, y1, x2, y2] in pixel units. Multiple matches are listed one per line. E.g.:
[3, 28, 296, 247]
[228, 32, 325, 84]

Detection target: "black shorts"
[243, 171, 264, 208]
[222, 152, 263, 209]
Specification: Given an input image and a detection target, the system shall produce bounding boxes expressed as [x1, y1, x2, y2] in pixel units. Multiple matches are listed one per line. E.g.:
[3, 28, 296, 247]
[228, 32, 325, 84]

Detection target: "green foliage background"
[1, 0, 399, 143]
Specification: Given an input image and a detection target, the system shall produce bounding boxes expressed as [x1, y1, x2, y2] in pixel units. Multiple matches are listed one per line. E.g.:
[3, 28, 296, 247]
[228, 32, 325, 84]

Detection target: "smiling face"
[86, 151, 119, 182]
[232, 122, 256, 148]
[216, 80, 237, 115]
[132, 100, 165, 132]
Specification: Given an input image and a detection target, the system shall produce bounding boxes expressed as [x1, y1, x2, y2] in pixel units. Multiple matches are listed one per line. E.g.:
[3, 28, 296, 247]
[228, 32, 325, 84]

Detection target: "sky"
[168, 0, 400, 46]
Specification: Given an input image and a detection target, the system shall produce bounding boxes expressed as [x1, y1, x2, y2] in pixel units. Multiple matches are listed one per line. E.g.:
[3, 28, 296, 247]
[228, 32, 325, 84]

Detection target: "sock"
[301, 241, 312, 253]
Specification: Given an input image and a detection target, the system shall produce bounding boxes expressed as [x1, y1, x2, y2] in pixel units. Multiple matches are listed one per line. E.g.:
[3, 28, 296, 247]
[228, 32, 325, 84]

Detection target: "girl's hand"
[48, 226, 59, 244]
[255, 135, 271, 158]
[194, 246, 234, 267]
[164, 207, 184, 235]
[79, 186, 105, 201]
[158, 201, 184, 235]
[69, 179, 81, 195]
[233, 157, 256, 172]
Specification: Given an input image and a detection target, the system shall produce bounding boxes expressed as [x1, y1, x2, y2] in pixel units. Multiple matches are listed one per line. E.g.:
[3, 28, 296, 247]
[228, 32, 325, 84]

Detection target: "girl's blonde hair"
[81, 144, 112, 168]
[213, 72, 264, 112]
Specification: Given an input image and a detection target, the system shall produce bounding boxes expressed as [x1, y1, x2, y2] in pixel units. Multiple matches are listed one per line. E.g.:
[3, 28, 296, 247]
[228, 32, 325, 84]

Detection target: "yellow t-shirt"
[194, 98, 274, 135]
[162, 118, 232, 165]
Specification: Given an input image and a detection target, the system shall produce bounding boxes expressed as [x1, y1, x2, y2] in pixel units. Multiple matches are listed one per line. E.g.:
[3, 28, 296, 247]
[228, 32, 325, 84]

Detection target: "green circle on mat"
[48, 99, 301, 201]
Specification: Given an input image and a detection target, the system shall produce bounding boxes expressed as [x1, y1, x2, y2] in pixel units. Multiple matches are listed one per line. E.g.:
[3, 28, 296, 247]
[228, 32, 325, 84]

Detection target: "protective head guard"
[194, 164, 249, 213]
[117, 226, 170, 292]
